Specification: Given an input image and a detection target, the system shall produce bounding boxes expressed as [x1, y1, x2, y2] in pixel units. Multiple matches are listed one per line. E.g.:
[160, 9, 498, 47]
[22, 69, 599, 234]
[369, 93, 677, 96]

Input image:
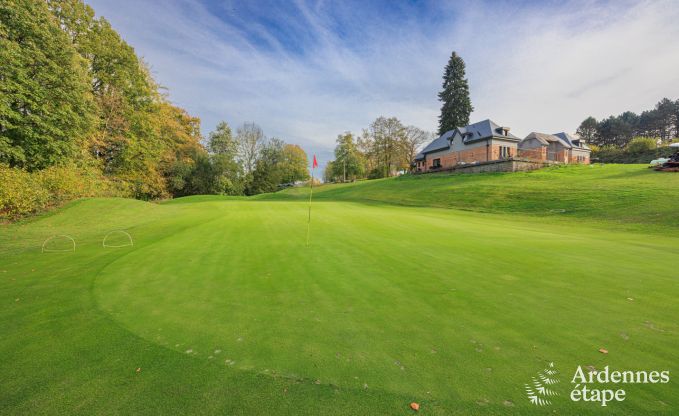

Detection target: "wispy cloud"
[86, 0, 679, 167]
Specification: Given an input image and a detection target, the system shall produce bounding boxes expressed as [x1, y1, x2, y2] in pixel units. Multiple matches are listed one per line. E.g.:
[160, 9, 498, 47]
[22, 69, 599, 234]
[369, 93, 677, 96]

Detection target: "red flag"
[312, 154, 318, 169]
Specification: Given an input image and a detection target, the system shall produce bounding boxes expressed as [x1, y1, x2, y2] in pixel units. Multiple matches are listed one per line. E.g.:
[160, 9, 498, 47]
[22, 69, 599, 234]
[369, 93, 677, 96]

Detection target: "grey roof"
[414, 152, 425, 160]
[458, 119, 520, 144]
[420, 130, 454, 154]
[554, 132, 590, 150]
[523, 132, 572, 148]
[521, 132, 550, 146]
[419, 119, 520, 156]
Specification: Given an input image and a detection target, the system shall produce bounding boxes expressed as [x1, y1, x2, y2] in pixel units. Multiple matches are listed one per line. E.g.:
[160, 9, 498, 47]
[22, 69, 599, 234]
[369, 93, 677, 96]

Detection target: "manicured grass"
[269, 164, 679, 231]
[1, 165, 678, 415]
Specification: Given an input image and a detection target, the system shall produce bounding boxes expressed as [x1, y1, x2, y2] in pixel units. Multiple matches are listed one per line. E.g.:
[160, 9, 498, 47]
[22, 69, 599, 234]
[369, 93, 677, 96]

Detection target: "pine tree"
[437, 51, 473, 136]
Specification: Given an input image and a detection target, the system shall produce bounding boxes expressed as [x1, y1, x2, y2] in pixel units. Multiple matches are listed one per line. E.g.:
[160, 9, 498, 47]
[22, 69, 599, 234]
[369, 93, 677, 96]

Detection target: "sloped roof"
[459, 119, 520, 143]
[522, 132, 550, 145]
[523, 132, 571, 148]
[419, 119, 520, 156]
[554, 132, 590, 150]
[420, 130, 454, 154]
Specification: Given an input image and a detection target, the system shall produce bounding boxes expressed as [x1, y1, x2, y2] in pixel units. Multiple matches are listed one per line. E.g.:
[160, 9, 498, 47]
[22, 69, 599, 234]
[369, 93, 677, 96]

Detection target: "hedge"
[0, 164, 130, 221]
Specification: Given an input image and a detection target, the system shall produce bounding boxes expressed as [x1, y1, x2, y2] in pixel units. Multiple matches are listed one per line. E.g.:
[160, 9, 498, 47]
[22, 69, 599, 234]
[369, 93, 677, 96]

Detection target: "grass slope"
[269, 164, 679, 231]
[1, 165, 678, 415]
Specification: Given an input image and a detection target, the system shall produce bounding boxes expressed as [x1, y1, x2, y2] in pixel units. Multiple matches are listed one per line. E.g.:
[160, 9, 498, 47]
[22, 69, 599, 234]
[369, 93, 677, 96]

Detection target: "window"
[432, 158, 441, 168]
[499, 146, 512, 159]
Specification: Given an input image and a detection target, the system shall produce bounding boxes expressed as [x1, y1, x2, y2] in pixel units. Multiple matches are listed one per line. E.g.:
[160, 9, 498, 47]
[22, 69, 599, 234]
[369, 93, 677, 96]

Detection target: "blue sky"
[85, 0, 679, 169]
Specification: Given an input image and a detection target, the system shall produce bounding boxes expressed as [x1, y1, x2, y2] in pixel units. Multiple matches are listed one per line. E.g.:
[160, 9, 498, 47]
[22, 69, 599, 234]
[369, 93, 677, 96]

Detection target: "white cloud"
[86, 0, 679, 166]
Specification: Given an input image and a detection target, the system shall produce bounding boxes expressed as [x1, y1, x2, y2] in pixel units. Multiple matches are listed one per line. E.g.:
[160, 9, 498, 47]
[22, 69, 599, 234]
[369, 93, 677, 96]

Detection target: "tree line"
[0, 0, 309, 205]
[577, 98, 679, 148]
[324, 117, 432, 182]
[324, 51, 473, 182]
[174, 121, 309, 197]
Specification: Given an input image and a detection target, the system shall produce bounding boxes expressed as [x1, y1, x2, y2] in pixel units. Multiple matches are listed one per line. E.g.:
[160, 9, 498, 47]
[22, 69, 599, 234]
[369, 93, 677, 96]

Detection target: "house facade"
[414, 119, 521, 172]
[519, 132, 591, 164]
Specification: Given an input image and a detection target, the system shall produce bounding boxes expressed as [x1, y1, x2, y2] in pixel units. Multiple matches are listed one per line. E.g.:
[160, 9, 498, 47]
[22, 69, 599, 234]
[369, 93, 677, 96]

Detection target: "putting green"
[85, 199, 678, 413]
[2, 167, 679, 415]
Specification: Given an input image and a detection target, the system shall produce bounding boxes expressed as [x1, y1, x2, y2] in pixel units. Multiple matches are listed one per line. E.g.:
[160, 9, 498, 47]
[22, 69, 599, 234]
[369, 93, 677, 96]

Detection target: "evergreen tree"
[437, 51, 473, 136]
[576, 117, 599, 143]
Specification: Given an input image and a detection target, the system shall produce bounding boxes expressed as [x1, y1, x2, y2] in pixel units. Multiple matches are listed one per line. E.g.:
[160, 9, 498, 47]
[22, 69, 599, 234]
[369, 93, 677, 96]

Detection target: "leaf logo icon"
[525, 362, 561, 406]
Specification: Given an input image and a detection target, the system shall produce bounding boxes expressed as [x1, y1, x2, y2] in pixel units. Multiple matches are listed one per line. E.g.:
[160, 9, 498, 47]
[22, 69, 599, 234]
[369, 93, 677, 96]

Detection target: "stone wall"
[418, 158, 555, 175]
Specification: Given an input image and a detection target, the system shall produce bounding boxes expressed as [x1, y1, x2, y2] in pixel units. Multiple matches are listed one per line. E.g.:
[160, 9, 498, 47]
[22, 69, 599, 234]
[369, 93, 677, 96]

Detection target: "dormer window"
[496, 127, 510, 136]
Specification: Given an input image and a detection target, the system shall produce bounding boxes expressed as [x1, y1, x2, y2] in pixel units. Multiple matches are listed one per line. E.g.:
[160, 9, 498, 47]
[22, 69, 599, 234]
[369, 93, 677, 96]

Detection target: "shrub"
[592, 144, 673, 164]
[0, 163, 130, 221]
[626, 137, 657, 154]
[0, 165, 49, 220]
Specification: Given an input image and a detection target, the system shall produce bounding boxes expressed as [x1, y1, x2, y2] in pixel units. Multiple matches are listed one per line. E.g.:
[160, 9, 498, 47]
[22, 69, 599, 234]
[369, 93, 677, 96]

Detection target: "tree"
[47, 0, 156, 172]
[207, 121, 243, 195]
[437, 51, 473, 135]
[365, 117, 406, 178]
[333, 132, 365, 181]
[577, 97, 679, 149]
[279, 144, 309, 184]
[208, 121, 236, 157]
[236, 122, 265, 174]
[594, 115, 635, 147]
[247, 138, 285, 194]
[400, 126, 431, 171]
[357, 129, 377, 175]
[323, 160, 336, 182]
[0, 0, 94, 170]
[654, 98, 678, 142]
[576, 117, 598, 143]
[45, 0, 197, 199]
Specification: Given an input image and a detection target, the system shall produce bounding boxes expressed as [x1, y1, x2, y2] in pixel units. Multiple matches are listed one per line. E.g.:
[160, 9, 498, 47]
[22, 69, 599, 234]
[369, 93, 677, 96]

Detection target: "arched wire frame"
[102, 230, 134, 248]
[41, 235, 76, 253]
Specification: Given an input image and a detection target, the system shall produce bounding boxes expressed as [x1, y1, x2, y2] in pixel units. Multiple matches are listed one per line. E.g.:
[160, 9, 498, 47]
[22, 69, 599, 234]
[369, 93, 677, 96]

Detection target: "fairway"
[1, 172, 678, 414]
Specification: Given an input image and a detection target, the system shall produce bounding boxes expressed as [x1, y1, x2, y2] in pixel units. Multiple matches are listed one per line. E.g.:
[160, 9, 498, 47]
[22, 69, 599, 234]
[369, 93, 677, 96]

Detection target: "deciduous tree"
[400, 126, 431, 171]
[236, 122, 265, 174]
[0, 0, 94, 170]
[332, 132, 365, 181]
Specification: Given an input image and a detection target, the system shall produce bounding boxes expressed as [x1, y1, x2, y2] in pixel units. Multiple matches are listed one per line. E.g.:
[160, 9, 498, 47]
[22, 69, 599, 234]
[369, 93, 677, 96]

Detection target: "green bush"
[592, 144, 673, 164]
[626, 137, 657, 154]
[0, 165, 49, 220]
[0, 164, 129, 221]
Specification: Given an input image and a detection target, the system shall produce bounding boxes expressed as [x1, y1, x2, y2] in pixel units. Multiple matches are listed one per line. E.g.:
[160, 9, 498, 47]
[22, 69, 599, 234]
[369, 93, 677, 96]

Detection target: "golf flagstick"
[306, 154, 318, 247]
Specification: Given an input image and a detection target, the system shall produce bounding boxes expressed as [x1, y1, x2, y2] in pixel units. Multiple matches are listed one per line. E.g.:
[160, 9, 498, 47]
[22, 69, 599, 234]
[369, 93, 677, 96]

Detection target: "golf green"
[1, 167, 678, 414]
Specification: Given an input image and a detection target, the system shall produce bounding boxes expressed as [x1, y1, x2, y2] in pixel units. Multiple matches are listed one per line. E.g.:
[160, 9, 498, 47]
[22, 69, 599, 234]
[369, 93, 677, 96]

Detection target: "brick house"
[414, 119, 521, 172]
[519, 132, 591, 164]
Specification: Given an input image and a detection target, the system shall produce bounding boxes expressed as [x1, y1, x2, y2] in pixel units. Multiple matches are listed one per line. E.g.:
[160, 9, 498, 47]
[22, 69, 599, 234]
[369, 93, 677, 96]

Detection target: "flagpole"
[306, 164, 314, 247]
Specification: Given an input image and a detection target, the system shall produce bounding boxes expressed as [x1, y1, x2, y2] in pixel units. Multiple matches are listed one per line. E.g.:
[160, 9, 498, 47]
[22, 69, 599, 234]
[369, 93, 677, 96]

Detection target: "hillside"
[2, 189, 678, 414]
[267, 164, 679, 231]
